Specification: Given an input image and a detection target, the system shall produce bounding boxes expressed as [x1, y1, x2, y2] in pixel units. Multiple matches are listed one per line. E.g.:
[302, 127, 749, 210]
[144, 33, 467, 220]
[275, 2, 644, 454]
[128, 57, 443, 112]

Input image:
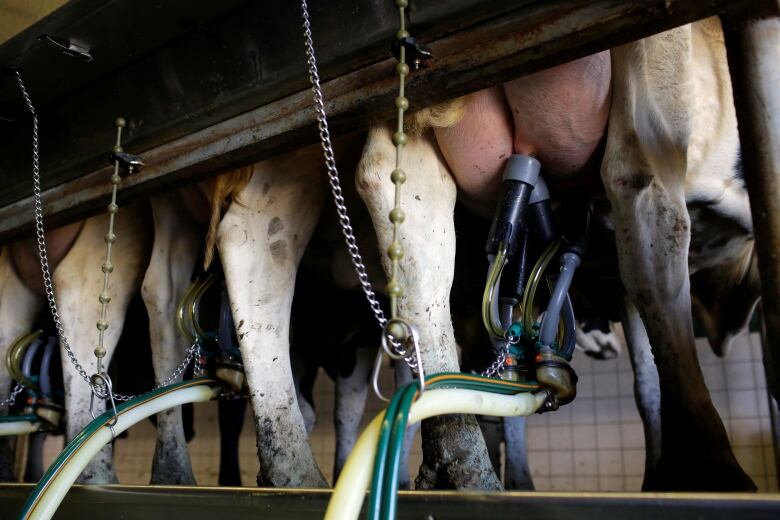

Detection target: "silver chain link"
[0, 383, 25, 408]
[14, 70, 198, 403]
[15, 70, 94, 391]
[300, 0, 419, 372]
[482, 343, 510, 378]
[110, 342, 200, 402]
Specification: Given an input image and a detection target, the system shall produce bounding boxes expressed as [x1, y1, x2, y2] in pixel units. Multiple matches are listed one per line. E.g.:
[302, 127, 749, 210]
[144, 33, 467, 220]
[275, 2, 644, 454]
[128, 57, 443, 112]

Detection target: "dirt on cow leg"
[150, 407, 196, 485]
[416, 415, 502, 490]
[144, 193, 200, 486]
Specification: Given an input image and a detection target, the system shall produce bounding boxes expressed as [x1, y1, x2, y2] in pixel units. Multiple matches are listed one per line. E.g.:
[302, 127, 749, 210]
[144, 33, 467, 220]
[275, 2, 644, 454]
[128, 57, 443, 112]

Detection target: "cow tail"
[204, 166, 253, 269]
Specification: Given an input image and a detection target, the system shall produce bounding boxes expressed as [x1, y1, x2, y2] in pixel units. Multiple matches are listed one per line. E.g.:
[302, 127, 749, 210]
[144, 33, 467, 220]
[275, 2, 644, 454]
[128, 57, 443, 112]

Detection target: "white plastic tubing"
[325, 388, 546, 520]
[0, 419, 40, 436]
[20, 381, 219, 520]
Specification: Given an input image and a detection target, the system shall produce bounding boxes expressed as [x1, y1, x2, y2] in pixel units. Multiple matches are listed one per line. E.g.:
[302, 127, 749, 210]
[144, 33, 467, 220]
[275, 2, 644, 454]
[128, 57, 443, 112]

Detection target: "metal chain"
[0, 383, 25, 408]
[14, 70, 198, 402]
[94, 120, 126, 376]
[15, 70, 93, 391]
[385, 0, 410, 320]
[300, 0, 420, 373]
[110, 342, 200, 402]
[482, 343, 510, 378]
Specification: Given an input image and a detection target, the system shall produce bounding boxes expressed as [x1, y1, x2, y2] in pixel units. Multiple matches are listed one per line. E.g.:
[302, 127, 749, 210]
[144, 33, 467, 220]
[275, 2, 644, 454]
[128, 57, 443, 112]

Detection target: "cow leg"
[0, 248, 41, 481]
[292, 354, 317, 435]
[618, 293, 662, 489]
[218, 397, 247, 486]
[476, 416, 502, 480]
[333, 344, 372, 481]
[357, 126, 501, 490]
[604, 30, 753, 490]
[142, 193, 200, 485]
[218, 149, 327, 487]
[503, 416, 534, 490]
[23, 432, 46, 482]
[54, 209, 151, 484]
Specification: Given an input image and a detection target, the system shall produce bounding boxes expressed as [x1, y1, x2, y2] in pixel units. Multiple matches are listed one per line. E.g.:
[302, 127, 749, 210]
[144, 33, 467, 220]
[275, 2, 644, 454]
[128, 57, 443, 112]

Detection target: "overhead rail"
[0, 0, 770, 242]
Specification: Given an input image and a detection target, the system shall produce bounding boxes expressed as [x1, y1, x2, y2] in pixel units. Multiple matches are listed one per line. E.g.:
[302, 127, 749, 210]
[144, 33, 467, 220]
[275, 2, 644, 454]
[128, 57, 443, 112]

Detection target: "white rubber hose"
[0, 419, 40, 436]
[21, 382, 219, 520]
[325, 388, 546, 520]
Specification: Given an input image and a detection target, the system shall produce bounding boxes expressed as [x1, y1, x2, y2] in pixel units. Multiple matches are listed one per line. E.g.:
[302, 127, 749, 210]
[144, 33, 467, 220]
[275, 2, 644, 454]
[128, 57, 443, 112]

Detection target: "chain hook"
[372, 319, 426, 402]
[90, 372, 118, 438]
[371, 349, 391, 403]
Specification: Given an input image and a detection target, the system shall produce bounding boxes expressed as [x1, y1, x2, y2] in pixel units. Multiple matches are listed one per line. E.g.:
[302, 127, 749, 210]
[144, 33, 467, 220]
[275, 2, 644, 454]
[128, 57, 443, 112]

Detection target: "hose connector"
[535, 346, 577, 406]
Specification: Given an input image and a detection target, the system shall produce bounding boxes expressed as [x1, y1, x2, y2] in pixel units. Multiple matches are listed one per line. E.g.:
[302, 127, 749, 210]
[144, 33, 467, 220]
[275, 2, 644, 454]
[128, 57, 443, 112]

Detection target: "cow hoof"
[646, 459, 757, 492]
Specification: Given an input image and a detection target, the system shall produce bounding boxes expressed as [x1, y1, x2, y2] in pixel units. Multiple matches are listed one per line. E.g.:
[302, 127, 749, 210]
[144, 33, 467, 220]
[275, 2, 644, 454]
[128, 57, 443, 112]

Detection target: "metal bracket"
[38, 34, 93, 62]
[391, 36, 433, 70]
[109, 151, 144, 174]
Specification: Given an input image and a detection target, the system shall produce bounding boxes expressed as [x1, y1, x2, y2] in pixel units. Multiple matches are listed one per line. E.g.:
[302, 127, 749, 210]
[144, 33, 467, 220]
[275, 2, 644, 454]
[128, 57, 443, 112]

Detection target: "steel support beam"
[0, 0, 764, 241]
[1, 484, 779, 520]
[722, 3, 780, 407]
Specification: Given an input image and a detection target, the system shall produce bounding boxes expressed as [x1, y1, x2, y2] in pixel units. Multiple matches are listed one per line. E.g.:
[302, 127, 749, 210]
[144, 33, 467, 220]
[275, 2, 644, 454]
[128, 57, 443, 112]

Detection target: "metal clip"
[371, 319, 425, 402]
[371, 349, 391, 402]
[39, 34, 93, 62]
[90, 373, 119, 438]
[109, 151, 144, 174]
[391, 36, 433, 70]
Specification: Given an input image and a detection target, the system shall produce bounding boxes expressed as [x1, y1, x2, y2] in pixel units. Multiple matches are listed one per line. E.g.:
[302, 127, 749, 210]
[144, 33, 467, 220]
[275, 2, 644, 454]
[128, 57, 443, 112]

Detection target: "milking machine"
[482, 157, 590, 407]
[297, 0, 590, 517]
[1, 331, 65, 436]
[177, 273, 247, 394]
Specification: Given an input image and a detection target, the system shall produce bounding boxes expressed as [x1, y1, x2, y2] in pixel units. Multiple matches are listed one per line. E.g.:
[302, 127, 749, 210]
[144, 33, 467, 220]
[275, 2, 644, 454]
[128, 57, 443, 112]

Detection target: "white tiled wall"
[524, 330, 778, 492]
[39, 332, 777, 491]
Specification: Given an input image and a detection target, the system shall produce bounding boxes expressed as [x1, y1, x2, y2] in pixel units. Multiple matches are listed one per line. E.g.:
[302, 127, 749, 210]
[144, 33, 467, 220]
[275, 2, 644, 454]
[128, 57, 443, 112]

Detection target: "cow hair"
[204, 166, 253, 269]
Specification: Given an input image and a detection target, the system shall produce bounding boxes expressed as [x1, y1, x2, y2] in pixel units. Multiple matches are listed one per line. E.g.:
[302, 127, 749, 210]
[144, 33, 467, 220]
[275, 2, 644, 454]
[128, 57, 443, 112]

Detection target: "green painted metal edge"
[18, 377, 218, 519]
[0, 415, 39, 424]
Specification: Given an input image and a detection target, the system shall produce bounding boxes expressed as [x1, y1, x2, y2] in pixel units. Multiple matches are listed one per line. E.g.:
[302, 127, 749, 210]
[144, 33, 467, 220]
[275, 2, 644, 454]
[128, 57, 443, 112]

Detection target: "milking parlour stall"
[0, 1, 779, 519]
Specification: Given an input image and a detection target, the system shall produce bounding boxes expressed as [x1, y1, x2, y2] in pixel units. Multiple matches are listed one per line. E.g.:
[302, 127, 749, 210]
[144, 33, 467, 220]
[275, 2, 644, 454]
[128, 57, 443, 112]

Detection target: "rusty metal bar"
[722, 5, 780, 408]
[0, 0, 762, 242]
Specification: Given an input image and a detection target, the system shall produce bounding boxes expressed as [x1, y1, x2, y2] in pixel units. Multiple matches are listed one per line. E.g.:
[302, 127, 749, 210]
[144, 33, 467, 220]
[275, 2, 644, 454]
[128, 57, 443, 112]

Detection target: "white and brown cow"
[354, 17, 758, 490]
